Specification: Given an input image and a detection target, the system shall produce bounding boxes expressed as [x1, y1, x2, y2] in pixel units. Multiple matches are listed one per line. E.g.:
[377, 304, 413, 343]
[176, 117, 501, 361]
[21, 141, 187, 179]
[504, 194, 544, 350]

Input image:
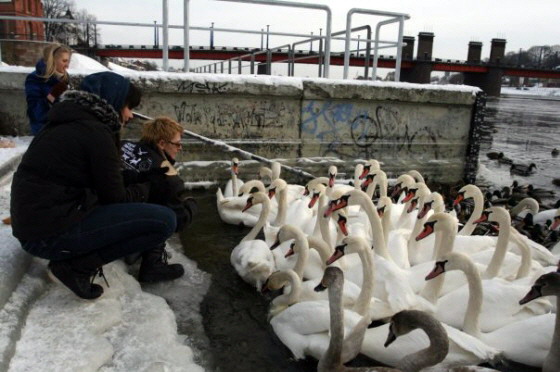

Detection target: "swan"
[407, 192, 443, 266]
[454, 185, 484, 236]
[407, 169, 425, 184]
[269, 178, 314, 235]
[385, 310, 501, 372]
[269, 161, 305, 201]
[519, 271, 560, 372]
[223, 157, 244, 197]
[509, 197, 539, 219]
[230, 192, 276, 290]
[216, 179, 270, 226]
[271, 224, 325, 280]
[427, 251, 555, 367]
[533, 207, 560, 226]
[316, 267, 401, 372]
[361, 169, 388, 200]
[425, 249, 552, 333]
[359, 159, 381, 180]
[258, 165, 273, 187]
[327, 165, 355, 199]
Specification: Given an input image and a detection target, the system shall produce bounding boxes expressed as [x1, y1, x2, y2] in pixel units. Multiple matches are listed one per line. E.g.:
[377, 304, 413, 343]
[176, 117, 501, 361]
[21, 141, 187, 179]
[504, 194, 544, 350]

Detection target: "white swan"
[359, 159, 381, 180]
[454, 184, 484, 236]
[385, 310, 501, 372]
[407, 192, 443, 266]
[216, 179, 270, 226]
[407, 169, 425, 184]
[223, 157, 244, 197]
[230, 192, 275, 290]
[428, 251, 555, 367]
[519, 271, 560, 372]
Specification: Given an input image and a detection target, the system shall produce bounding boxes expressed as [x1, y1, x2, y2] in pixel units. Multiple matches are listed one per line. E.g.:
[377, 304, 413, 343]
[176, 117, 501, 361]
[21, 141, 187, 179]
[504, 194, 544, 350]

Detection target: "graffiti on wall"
[301, 100, 440, 159]
[173, 99, 297, 138]
[175, 81, 230, 94]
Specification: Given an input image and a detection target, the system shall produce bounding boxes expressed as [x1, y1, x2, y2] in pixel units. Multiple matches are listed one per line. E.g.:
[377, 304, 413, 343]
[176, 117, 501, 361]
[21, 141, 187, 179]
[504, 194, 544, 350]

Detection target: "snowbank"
[501, 86, 560, 98]
[0, 138, 207, 372]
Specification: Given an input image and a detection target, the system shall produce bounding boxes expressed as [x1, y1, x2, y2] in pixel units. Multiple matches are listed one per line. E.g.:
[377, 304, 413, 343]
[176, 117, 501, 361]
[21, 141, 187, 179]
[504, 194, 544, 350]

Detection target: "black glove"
[49, 81, 68, 99]
[137, 167, 169, 183]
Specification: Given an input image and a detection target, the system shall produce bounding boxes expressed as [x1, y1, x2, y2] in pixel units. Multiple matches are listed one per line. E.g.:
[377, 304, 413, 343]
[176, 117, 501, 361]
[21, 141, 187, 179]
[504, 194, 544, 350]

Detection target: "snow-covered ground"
[0, 139, 207, 371]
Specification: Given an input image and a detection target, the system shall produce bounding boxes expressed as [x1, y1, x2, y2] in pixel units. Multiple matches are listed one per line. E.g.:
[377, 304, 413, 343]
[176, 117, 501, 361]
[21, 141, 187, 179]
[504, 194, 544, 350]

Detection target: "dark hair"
[124, 82, 142, 110]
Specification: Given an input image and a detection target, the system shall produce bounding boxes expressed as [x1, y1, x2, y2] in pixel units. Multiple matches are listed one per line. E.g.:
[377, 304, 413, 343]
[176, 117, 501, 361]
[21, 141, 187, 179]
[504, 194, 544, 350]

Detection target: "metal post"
[238, 58, 242, 74]
[250, 53, 255, 74]
[310, 31, 313, 52]
[266, 24, 270, 49]
[364, 26, 371, 79]
[266, 49, 272, 75]
[210, 22, 214, 49]
[162, 0, 169, 71]
[343, 11, 353, 79]
[154, 21, 158, 46]
[373, 17, 400, 81]
[357, 34, 360, 55]
[260, 28, 264, 49]
[221, 62, 224, 73]
[228, 59, 232, 73]
[394, 16, 404, 82]
[183, 0, 190, 72]
[318, 28, 323, 77]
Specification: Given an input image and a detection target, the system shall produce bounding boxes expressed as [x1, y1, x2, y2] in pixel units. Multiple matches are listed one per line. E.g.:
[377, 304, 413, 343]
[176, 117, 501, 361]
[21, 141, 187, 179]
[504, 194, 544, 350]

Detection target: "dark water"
[177, 96, 558, 372]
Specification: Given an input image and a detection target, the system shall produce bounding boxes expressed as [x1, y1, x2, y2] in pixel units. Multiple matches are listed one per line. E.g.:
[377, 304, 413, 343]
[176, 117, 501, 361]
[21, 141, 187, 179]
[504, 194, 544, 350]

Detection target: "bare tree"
[43, 0, 73, 42]
[74, 9, 100, 46]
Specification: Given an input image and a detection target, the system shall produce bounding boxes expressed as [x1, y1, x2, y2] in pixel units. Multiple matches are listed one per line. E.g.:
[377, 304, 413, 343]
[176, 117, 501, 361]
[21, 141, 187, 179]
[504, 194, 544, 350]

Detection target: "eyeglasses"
[166, 140, 183, 149]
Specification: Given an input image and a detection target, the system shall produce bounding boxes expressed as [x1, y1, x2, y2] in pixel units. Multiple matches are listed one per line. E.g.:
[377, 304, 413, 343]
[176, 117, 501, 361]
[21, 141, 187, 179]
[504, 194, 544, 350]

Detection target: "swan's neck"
[293, 237, 310, 280]
[544, 297, 560, 372]
[356, 194, 390, 261]
[397, 316, 449, 372]
[510, 230, 532, 279]
[461, 258, 484, 338]
[421, 230, 452, 304]
[458, 192, 484, 236]
[318, 195, 333, 249]
[483, 221, 511, 279]
[307, 236, 332, 267]
[381, 207, 392, 245]
[353, 246, 374, 317]
[378, 174, 387, 198]
[317, 279, 345, 371]
[242, 199, 269, 242]
[272, 187, 287, 227]
[231, 173, 238, 197]
[365, 179, 378, 199]
[408, 211, 428, 257]
[273, 271, 302, 308]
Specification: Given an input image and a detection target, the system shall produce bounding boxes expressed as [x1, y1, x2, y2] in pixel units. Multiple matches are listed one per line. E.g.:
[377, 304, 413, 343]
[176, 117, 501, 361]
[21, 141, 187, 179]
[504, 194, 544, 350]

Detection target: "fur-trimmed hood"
[58, 90, 121, 132]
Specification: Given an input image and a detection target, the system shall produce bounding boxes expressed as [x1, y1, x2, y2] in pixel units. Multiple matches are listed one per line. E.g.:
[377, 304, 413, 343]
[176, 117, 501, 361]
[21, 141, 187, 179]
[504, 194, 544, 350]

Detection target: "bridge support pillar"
[464, 67, 503, 97]
[400, 32, 433, 84]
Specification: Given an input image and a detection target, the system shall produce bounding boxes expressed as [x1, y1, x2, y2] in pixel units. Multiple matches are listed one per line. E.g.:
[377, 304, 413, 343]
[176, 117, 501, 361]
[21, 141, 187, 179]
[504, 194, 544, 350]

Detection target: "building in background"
[0, 0, 45, 40]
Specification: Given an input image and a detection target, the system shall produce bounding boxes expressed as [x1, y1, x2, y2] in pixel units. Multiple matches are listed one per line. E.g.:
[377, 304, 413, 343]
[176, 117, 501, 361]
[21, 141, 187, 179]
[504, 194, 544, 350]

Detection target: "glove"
[49, 81, 68, 100]
[137, 166, 169, 183]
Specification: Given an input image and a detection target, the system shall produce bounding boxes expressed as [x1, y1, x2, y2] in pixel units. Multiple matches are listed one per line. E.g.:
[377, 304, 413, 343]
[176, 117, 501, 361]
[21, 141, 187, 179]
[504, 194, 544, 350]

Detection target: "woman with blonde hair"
[25, 43, 72, 134]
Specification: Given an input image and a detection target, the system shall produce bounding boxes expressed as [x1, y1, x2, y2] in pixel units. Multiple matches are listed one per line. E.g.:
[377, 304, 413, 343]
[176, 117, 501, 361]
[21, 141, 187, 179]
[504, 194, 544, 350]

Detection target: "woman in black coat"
[11, 71, 184, 300]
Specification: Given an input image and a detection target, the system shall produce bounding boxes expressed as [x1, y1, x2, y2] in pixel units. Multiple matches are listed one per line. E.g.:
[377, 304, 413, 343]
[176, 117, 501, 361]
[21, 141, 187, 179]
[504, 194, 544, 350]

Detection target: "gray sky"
[77, 0, 560, 77]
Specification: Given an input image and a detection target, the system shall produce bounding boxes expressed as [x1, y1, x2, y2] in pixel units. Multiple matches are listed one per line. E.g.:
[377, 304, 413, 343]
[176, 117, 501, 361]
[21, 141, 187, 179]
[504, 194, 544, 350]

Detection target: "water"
[176, 96, 558, 372]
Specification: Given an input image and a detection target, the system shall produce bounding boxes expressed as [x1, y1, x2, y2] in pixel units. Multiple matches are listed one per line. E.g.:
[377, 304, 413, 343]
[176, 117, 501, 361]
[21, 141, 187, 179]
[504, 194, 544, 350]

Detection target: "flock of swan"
[215, 158, 560, 372]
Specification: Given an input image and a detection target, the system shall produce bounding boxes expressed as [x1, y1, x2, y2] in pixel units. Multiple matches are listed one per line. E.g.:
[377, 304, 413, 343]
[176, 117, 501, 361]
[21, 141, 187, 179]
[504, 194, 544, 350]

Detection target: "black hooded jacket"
[10, 90, 150, 241]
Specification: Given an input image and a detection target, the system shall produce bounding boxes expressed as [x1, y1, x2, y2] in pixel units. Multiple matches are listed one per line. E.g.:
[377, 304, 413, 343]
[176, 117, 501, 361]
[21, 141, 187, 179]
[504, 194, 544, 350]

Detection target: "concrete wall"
[0, 69, 483, 184]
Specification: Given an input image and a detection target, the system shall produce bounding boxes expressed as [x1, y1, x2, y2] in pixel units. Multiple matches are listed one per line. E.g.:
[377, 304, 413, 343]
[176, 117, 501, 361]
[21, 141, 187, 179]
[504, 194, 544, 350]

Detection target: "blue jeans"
[21, 203, 176, 263]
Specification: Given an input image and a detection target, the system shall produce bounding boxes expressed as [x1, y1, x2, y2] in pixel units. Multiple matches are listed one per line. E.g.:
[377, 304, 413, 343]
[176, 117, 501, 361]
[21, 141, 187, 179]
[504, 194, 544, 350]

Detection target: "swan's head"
[361, 159, 380, 178]
[267, 179, 287, 199]
[377, 196, 392, 218]
[336, 213, 348, 236]
[308, 183, 326, 208]
[354, 163, 364, 179]
[454, 184, 481, 206]
[416, 212, 457, 241]
[402, 187, 418, 204]
[258, 166, 273, 186]
[238, 180, 266, 197]
[323, 194, 351, 217]
[231, 157, 240, 175]
[271, 162, 282, 180]
[271, 224, 303, 250]
[550, 209, 560, 231]
[425, 252, 469, 280]
[314, 266, 344, 292]
[326, 236, 368, 265]
[261, 270, 290, 293]
[473, 207, 510, 229]
[519, 272, 560, 305]
[385, 310, 448, 355]
[391, 174, 415, 198]
[418, 192, 442, 219]
[242, 191, 268, 212]
[328, 165, 338, 188]
[360, 173, 376, 192]
[407, 169, 425, 184]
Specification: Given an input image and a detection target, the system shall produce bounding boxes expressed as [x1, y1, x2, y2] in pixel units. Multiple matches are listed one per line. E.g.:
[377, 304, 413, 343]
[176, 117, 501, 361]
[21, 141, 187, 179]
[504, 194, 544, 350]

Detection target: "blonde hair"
[40, 44, 72, 82]
[141, 116, 184, 147]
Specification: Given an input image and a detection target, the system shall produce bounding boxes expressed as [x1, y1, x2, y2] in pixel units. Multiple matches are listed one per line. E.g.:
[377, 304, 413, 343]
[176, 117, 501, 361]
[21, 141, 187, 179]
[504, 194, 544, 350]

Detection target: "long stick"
[133, 112, 315, 180]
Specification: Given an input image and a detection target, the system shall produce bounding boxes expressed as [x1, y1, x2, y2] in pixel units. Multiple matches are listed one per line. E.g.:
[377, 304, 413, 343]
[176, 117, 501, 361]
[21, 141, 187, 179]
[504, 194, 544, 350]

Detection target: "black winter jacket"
[121, 140, 197, 232]
[10, 90, 150, 241]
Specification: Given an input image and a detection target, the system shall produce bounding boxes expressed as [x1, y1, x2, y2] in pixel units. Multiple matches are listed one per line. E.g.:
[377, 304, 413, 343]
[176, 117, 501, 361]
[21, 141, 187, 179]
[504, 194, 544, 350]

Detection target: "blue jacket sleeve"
[25, 73, 52, 134]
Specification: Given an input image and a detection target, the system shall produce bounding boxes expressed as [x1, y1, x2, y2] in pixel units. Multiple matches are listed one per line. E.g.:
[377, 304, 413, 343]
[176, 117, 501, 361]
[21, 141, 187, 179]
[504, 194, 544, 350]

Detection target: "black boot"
[48, 253, 107, 300]
[138, 245, 184, 283]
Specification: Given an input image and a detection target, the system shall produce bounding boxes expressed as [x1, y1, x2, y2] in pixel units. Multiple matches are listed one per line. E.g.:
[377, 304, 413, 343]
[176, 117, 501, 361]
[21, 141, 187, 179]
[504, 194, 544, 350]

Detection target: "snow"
[0, 138, 207, 372]
[68, 53, 109, 73]
[107, 62, 137, 72]
[501, 86, 560, 98]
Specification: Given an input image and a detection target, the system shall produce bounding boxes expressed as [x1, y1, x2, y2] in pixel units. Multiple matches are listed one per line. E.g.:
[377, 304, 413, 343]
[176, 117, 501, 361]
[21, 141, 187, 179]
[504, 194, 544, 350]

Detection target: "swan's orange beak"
[326, 249, 344, 266]
[337, 216, 348, 236]
[402, 189, 416, 203]
[417, 203, 431, 219]
[416, 223, 434, 241]
[324, 199, 346, 218]
[361, 178, 372, 192]
[453, 194, 464, 206]
[232, 164, 239, 176]
[242, 200, 254, 213]
[377, 206, 385, 218]
[551, 217, 560, 231]
[284, 245, 295, 258]
[359, 165, 370, 180]
[328, 174, 335, 188]
[407, 199, 418, 213]
[425, 261, 446, 280]
[473, 214, 488, 225]
[308, 192, 320, 208]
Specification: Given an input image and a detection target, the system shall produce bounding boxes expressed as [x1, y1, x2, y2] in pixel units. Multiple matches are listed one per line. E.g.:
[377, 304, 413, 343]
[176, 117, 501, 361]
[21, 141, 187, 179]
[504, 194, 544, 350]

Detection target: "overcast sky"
[76, 0, 560, 77]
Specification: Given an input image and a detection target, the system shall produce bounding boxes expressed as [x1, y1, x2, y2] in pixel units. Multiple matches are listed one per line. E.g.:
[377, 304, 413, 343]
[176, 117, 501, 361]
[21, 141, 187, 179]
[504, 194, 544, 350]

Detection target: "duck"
[519, 271, 560, 372]
[223, 157, 244, 198]
[427, 251, 555, 368]
[316, 267, 401, 372]
[510, 162, 537, 176]
[552, 148, 559, 157]
[486, 151, 503, 160]
[385, 310, 501, 372]
[496, 152, 513, 165]
[230, 192, 276, 290]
